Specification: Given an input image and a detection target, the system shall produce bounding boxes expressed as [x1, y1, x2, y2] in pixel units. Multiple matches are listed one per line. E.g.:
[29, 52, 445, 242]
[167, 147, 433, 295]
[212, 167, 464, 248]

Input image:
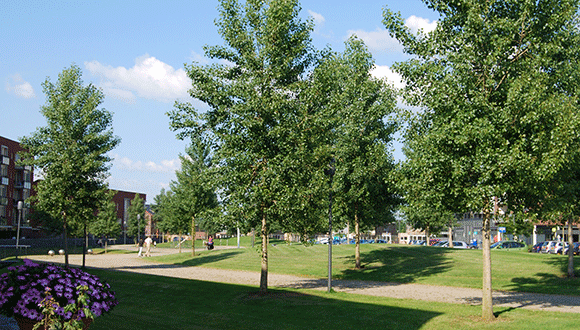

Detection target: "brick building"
[0, 136, 34, 239]
[110, 190, 146, 243]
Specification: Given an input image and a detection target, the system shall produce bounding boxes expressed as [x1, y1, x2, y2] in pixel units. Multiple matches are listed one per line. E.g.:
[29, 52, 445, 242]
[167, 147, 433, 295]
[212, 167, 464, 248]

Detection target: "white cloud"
[112, 154, 181, 173]
[189, 50, 210, 65]
[346, 16, 437, 54]
[405, 15, 437, 35]
[308, 10, 325, 26]
[85, 55, 191, 103]
[5, 74, 36, 99]
[370, 65, 404, 89]
[347, 28, 402, 53]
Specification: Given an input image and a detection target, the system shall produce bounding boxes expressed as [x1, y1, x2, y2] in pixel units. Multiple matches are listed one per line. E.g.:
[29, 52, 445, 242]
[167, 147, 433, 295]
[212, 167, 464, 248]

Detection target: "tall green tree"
[126, 193, 145, 242]
[310, 37, 399, 269]
[90, 190, 121, 253]
[384, 0, 580, 320]
[154, 188, 179, 243]
[20, 65, 120, 267]
[168, 0, 323, 293]
[170, 140, 219, 256]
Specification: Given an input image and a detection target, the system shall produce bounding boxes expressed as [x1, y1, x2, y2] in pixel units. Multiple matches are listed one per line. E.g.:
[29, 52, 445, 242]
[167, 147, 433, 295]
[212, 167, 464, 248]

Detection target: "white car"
[441, 241, 469, 249]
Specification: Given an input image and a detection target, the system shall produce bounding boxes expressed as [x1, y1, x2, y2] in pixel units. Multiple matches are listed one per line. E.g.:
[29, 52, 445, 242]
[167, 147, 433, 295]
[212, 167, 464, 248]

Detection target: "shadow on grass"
[175, 250, 245, 267]
[338, 246, 453, 283]
[88, 268, 443, 330]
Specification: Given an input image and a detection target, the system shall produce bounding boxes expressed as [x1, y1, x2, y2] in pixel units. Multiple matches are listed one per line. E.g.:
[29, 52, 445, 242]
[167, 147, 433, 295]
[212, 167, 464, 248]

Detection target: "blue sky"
[1, 0, 438, 203]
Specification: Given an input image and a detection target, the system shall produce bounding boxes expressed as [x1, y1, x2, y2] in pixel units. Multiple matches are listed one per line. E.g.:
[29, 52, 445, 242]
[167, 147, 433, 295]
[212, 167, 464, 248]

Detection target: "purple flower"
[0, 259, 118, 321]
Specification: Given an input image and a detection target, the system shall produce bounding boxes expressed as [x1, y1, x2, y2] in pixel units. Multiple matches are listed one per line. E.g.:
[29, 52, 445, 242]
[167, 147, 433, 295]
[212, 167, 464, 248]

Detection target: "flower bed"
[0, 259, 118, 328]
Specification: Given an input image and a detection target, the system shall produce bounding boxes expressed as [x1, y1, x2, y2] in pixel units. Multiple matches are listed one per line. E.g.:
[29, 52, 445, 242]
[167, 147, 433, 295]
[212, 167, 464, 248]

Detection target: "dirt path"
[23, 245, 580, 314]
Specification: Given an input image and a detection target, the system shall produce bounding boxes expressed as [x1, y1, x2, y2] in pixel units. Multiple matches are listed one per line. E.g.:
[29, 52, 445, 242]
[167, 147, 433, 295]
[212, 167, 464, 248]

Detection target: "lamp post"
[16, 201, 23, 259]
[324, 158, 335, 292]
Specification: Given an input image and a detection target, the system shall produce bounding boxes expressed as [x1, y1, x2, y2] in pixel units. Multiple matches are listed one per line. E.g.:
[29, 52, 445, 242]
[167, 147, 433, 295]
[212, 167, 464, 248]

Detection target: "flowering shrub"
[0, 259, 118, 323]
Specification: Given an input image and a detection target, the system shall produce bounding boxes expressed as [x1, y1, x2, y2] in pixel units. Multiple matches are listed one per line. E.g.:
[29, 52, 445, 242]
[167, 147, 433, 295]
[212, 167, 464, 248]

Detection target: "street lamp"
[324, 158, 335, 292]
[16, 201, 23, 259]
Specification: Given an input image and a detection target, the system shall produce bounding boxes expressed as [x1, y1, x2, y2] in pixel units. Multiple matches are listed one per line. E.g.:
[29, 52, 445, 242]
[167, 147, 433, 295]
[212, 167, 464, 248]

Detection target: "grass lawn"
[153, 241, 580, 296]
[84, 268, 578, 330]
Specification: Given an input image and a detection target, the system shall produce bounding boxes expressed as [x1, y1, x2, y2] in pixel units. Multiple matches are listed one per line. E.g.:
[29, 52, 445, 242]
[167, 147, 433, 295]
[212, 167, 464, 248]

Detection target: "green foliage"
[90, 190, 121, 240]
[168, 0, 326, 239]
[386, 0, 580, 215]
[172, 140, 219, 233]
[126, 194, 145, 240]
[309, 36, 399, 231]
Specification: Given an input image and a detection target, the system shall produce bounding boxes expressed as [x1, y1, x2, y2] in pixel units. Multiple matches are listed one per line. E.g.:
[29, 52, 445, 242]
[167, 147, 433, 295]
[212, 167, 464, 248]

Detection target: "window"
[1, 145, 8, 157]
[0, 185, 6, 197]
[0, 164, 7, 177]
[24, 170, 31, 182]
[0, 205, 5, 218]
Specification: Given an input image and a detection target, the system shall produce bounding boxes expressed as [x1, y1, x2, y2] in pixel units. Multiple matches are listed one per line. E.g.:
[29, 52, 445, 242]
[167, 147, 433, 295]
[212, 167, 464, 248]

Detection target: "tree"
[153, 188, 178, 243]
[126, 193, 145, 242]
[170, 140, 219, 256]
[91, 190, 121, 253]
[384, 0, 580, 320]
[168, 0, 323, 293]
[20, 65, 120, 267]
[311, 37, 399, 269]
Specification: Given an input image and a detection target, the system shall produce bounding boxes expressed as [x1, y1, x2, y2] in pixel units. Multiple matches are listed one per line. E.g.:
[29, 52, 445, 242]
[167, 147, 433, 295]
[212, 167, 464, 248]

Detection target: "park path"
[23, 244, 580, 314]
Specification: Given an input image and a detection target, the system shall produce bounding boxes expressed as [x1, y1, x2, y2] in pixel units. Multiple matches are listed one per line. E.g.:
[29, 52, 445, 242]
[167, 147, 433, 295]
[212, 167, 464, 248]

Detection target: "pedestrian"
[138, 238, 144, 257]
[145, 236, 153, 257]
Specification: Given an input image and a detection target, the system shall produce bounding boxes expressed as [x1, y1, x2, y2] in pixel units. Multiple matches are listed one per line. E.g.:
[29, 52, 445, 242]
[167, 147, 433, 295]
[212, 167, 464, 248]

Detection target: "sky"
[1, 0, 439, 203]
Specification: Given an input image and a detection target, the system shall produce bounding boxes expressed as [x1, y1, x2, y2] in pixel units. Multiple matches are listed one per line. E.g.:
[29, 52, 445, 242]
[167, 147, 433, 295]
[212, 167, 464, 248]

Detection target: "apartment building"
[0, 136, 33, 239]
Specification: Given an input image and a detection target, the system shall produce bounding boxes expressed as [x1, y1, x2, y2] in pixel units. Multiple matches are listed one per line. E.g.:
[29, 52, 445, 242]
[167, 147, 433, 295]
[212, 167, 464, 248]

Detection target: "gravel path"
[16, 245, 580, 314]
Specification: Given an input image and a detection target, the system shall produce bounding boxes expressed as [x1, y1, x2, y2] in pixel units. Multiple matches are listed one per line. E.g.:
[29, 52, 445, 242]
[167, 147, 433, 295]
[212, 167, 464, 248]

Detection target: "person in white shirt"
[144, 236, 153, 257]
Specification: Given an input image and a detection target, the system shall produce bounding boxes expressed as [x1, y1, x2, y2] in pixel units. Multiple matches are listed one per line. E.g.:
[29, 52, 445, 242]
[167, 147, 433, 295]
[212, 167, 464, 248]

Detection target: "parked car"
[563, 242, 580, 255]
[433, 240, 448, 247]
[531, 242, 544, 253]
[553, 242, 568, 254]
[441, 241, 469, 249]
[317, 238, 329, 244]
[541, 241, 558, 253]
[490, 240, 526, 250]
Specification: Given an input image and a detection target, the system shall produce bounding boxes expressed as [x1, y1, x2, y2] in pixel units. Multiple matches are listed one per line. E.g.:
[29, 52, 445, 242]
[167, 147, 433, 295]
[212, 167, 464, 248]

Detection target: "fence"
[0, 238, 98, 260]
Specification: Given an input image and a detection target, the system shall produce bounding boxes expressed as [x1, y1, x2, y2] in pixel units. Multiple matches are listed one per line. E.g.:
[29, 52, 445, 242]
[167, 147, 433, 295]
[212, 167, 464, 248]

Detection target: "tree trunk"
[568, 220, 575, 278]
[448, 225, 454, 248]
[260, 211, 268, 293]
[82, 222, 87, 269]
[481, 207, 494, 320]
[355, 212, 361, 269]
[191, 216, 196, 257]
[425, 226, 430, 246]
[63, 212, 69, 268]
[179, 231, 182, 254]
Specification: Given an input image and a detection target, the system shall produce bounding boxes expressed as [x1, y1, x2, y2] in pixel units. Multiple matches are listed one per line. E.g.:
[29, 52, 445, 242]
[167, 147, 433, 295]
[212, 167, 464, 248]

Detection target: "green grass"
[153, 243, 580, 296]
[80, 268, 580, 330]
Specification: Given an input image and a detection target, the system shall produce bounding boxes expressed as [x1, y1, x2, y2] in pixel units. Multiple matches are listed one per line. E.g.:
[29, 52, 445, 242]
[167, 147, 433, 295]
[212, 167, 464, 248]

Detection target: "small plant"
[0, 259, 118, 328]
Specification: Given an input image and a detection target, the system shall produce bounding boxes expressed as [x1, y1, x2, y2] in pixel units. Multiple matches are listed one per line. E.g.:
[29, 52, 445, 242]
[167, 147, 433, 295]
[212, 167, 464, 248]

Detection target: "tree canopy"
[20, 64, 120, 266]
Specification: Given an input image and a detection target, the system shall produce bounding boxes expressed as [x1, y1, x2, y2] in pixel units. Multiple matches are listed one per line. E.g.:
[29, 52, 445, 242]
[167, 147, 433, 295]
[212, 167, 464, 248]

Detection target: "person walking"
[145, 236, 153, 257]
[137, 238, 144, 257]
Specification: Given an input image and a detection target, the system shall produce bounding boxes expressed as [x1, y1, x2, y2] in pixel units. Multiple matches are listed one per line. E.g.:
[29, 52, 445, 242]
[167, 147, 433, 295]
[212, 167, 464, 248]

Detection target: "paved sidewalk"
[2, 244, 580, 329]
